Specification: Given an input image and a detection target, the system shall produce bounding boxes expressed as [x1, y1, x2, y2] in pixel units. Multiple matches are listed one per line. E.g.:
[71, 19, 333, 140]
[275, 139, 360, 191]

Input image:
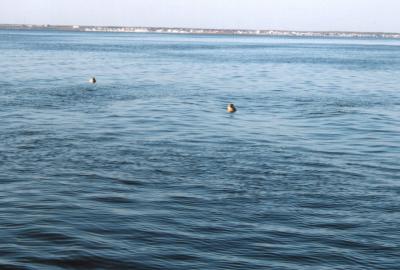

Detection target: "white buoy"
[227, 103, 237, 113]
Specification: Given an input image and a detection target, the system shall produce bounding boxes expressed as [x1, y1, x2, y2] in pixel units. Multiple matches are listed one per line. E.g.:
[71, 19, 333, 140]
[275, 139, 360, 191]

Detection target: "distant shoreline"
[1, 24, 400, 39]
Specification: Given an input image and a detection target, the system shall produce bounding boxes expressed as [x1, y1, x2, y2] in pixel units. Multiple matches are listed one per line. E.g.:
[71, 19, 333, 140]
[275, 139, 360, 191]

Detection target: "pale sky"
[0, 0, 399, 33]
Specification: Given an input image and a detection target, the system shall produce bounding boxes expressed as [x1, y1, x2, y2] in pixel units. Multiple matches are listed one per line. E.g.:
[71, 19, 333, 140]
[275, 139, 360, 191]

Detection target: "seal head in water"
[227, 103, 237, 113]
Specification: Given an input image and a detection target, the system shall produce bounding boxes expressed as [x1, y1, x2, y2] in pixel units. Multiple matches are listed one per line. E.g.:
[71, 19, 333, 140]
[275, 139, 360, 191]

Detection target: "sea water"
[0, 30, 399, 269]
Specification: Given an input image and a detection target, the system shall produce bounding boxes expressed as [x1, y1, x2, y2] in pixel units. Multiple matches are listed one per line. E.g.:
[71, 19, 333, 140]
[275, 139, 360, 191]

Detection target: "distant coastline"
[1, 23, 400, 39]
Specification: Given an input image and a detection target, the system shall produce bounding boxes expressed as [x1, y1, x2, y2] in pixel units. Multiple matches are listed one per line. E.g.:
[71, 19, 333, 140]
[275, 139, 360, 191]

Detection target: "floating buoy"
[89, 77, 96, 84]
[227, 103, 237, 113]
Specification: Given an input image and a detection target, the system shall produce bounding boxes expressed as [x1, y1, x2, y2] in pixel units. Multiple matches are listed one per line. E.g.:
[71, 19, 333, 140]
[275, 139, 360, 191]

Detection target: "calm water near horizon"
[0, 30, 399, 269]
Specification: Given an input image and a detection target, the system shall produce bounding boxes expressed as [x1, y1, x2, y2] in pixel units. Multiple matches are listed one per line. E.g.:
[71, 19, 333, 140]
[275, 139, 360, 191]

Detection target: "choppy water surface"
[1, 30, 399, 270]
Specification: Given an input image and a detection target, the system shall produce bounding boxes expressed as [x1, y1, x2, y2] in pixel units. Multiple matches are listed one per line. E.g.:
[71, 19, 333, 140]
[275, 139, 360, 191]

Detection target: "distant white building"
[134, 28, 148, 33]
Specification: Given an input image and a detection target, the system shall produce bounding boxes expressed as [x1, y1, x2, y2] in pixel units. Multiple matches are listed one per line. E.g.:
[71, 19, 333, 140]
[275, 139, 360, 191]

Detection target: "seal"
[227, 103, 237, 113]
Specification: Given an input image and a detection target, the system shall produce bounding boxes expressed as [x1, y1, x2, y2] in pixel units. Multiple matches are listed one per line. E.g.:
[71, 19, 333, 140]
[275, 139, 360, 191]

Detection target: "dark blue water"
[1, 30, 399, 270]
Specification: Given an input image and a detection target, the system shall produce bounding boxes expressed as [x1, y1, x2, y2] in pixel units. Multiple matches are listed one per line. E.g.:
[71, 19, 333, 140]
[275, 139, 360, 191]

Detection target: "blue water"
[1, 30, 400, 270]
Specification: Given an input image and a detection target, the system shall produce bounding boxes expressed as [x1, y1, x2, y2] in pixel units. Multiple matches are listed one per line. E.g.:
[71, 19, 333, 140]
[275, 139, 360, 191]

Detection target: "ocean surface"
[0, 30, 399, 270]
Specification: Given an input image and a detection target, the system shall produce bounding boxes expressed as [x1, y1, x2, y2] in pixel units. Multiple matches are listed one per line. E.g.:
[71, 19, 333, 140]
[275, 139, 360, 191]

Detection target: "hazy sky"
[1, 0, 399, 32]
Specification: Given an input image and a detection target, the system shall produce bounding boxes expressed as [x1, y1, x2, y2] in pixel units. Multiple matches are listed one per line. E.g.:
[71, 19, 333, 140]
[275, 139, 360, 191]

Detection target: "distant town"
[1, 24, 400, 39]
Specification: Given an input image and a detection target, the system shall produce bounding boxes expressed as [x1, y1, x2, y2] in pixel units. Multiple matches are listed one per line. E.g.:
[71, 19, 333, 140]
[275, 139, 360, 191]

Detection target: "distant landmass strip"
[1, 24, 400, 39]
